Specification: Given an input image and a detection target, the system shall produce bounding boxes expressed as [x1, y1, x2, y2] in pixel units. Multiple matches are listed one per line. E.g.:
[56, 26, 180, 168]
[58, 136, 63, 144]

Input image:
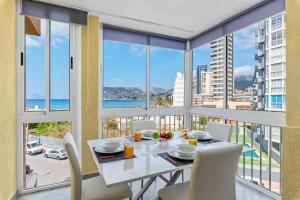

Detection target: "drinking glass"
[135, 131, 142, 142]
[124, 142, 134, 159]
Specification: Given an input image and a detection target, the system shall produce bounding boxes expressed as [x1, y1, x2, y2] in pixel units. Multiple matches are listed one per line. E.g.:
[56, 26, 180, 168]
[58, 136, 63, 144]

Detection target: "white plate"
[95, 146, 124, 154]
[168, 150, 194, 160]
[141, 130, 155, 138]
[141, 136, 153, 140]
[190, 134, 213, 141]
[172, 144, 196, 157]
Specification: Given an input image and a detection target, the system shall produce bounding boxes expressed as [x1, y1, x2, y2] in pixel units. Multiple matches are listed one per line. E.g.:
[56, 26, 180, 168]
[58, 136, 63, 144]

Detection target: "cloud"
[129, 45, 145, 56]
[51, 21, 69, 47]
[233, 24, 257, 49]
[51, 21, 69, 38]
[234, 65, 255, 77]
[26, 36, 41, 47]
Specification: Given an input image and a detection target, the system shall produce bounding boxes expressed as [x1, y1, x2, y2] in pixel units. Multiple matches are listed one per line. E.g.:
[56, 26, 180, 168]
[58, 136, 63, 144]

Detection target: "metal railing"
[101, 115, 184, 138]
[192, 115, 281, 195]
[100, 113, 281, 195]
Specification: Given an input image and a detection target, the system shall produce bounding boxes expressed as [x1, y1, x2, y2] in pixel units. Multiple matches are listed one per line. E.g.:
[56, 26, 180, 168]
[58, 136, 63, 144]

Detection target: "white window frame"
[99, 27, 189, 136]
[16, 3, 81, 193]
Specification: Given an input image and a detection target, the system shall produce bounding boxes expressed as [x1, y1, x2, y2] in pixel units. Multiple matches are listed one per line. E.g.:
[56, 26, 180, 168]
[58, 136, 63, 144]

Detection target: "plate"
[172, 144, 196, 157]
[168, 150, 194, 160]
[95, 146, 124, 154]
[190, 134, 214, 141]
[141, 136, 153, 140]
[141, 130, 155, 138]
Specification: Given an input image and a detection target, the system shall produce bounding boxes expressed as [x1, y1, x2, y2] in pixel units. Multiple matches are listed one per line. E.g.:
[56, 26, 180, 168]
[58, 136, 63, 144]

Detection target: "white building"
[210, 35, 233, 100]
[254, 12, 286, 111]
[172, 72, 184, 106]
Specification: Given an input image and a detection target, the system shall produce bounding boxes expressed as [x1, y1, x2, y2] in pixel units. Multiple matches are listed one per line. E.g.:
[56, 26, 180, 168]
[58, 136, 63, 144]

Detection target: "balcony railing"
[101, 115, 185, 138]
[100, 112, 282, 195]
[192, 115, 281, 195]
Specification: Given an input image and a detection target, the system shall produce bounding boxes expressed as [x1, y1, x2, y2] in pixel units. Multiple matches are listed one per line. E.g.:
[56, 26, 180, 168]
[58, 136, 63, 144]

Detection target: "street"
[26, 147, 70, 189]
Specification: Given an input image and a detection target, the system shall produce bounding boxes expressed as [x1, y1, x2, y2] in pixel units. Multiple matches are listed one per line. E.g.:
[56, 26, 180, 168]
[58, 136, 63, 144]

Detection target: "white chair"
[132, 120, 156, 133]
[158, 143, 243, 200]
[63, 133, 132, 200]
[206, 122, 233, 142]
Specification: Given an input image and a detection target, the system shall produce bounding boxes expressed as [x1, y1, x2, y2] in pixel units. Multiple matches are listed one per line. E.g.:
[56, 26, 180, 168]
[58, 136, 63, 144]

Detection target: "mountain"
[103, 87, 146, 100]
[234, 75, 253, 91]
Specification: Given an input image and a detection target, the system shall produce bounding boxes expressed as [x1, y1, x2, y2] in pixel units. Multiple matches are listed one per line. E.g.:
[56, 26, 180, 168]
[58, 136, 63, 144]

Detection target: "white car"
[44, 148, 67, 160]
[26, 141, 43, 155]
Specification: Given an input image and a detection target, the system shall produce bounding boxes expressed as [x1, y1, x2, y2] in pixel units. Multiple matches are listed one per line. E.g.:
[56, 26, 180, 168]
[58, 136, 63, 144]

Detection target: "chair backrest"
[188, 143, 243, 200]
[206, 122, 233, 142]
[63, 133, 82, 200]
[132, 120, 156, 133]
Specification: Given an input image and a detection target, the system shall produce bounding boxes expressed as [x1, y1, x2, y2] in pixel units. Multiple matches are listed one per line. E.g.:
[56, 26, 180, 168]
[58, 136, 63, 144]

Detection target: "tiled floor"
[18, 177, 276, 200]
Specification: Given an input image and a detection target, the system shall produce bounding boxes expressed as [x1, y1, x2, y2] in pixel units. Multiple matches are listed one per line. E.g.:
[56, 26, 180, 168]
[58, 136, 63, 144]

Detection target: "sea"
[26, 99, 147, 110]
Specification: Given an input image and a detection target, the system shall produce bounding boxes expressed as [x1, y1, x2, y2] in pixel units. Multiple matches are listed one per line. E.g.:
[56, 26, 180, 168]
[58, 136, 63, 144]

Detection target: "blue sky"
[26, 20, 70, 99]
[193, 24, 257, 78]
[26, 21, 257, 99]
[103, 41, 184, 91]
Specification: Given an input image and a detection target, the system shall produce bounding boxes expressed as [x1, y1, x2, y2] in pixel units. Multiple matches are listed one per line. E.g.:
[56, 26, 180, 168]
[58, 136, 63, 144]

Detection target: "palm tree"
[155, 96, 164, 107]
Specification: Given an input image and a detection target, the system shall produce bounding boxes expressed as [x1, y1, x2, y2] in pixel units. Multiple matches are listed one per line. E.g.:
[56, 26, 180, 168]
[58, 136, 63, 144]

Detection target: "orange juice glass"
[181, 128, 188, 133]
[188, 139, 198, 146]
[134, 131, 142, 142]
[124, 143, 134, 159]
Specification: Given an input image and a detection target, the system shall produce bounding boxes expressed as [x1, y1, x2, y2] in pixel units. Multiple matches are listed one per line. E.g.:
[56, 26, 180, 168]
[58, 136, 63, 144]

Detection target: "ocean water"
[26, 99, 146, 110]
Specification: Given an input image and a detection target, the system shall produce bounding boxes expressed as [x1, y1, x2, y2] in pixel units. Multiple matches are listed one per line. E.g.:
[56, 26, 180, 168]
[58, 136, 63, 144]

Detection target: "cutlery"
[100, 155, 120, 159]
[165, 156, 178, 165]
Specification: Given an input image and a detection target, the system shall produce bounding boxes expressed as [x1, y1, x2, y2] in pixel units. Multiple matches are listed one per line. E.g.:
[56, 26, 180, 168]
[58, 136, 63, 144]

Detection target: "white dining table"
[87, 136, 254, 200]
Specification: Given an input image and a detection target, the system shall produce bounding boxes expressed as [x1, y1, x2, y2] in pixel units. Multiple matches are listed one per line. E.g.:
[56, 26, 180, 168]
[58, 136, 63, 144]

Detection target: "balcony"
[2, 0, 289, 200]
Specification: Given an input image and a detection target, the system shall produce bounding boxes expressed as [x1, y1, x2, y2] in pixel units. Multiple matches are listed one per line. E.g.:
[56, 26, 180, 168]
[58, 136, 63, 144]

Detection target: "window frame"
[17, 11, 80, 194]
[99, 30, 188, 136]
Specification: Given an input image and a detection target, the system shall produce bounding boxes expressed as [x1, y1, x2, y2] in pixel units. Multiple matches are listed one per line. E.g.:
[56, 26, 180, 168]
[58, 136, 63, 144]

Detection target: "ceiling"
[38, 0, 264, 39]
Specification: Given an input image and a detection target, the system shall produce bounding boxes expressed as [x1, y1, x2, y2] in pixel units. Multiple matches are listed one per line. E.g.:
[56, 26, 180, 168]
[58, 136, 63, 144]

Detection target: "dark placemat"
[126, 135, 153, 142]
[158, 152, 193, 167]
[199, 139, 221, 144]
[93, 148, 136, 164]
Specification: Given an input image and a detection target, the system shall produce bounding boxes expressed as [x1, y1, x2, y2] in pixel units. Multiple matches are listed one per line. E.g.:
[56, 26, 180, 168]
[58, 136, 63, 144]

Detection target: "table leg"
[133, 177, 156, 200]
[166, 170, 183, 187]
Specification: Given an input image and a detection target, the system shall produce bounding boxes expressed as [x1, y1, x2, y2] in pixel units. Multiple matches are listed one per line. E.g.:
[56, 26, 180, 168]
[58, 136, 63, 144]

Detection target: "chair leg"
[181, 170, 184, 182]
[141, 179, 144, 200]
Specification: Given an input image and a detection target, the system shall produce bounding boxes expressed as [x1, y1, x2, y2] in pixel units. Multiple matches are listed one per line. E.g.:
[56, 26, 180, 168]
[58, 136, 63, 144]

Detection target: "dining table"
[87, 133, 255, 200]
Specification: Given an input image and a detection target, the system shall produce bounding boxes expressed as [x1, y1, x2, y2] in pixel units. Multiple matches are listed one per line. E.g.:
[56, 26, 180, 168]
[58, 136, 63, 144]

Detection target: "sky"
[26, 20, 70, 100]
[193, 24, 257, 78]
[26, 20, 257, 99]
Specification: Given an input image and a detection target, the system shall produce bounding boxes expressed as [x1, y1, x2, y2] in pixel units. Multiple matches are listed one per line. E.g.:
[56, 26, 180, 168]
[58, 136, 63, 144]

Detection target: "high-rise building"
[210, 35, 233, 101]
[195, 64, 208, 94]
[253, 12, 286, 112]
[172, 72, 184, 107]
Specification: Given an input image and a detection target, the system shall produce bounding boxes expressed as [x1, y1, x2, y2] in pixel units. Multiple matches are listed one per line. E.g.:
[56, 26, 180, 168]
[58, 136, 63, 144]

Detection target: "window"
[50, 21, 70, 111]
[150, 47, 185, 107]
[24, 122, 71, 189]
[228, 12, 286, 112]
[271, 95, 283, 109]
[25, 17, 46, 111]
[230, 23, 256, 110]
[25, 17, 71, 112]
[192, 37, 225, 108]
[271, 30, 284, 46]
[102, 40, 146, 108]
[271, 14, 283, 30]
[21, 16, 74, 191]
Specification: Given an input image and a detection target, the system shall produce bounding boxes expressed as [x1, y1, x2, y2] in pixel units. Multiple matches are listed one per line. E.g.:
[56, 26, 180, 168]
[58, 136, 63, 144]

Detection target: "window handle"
[70, 57, 73, 69]
[21, 52, 24, 66]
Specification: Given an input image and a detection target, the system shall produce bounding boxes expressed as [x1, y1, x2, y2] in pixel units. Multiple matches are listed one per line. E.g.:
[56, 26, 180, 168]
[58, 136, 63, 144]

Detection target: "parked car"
[26, 141, 43, 155]
[44, 148, 67, 160]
